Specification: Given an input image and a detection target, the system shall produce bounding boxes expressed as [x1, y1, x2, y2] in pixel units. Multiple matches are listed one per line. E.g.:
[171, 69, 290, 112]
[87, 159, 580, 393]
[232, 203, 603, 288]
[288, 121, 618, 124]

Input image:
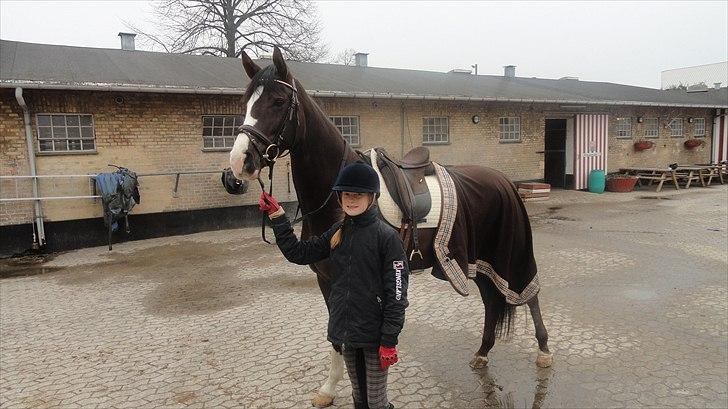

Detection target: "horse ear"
[272, 46, 291, 82]
[241, 51, 261, 79]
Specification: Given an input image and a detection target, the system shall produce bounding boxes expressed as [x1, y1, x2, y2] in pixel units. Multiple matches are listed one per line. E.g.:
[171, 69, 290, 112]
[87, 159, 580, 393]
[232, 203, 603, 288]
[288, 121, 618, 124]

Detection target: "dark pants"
[342, 346, 390, 409]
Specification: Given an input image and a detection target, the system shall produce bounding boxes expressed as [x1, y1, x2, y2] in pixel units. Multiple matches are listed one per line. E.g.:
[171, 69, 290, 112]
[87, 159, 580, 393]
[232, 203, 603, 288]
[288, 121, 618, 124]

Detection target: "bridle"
[237, 76, 348, 243]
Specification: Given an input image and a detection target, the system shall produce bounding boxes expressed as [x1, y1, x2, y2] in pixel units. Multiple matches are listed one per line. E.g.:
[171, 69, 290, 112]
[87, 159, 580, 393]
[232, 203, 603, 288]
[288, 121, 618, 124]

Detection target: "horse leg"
[527, 295, 553, 368]
[312, 347, 345, 407]
[470, 276, 499, 369]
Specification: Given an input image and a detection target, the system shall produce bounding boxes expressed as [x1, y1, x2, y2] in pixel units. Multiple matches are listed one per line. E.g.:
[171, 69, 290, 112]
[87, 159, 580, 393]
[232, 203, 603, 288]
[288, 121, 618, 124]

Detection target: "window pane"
[67, 127, 81, 138]
[82, 140, 95, 150]
[224, 116, 234, 126]
[37, 115, 51, 126]
[224, 137, 235, 147]
[203, 137, 213, 148]
[54, 140, 67, 151]
[52, 127, 67, 138]
[80, 115, 93, 126]
[38, 127, 52, 139]
[39, 140, 53, 151]
[203, 117, 213, 127]
[213, 127, 223, 136]
[81, 127, 94, 138]
[213, 117, 223, 126]
[68, 140, 82, 150]
[52, 116, 66, 126]
[66, 115, 80, 126]
[203, 127, 213, 136]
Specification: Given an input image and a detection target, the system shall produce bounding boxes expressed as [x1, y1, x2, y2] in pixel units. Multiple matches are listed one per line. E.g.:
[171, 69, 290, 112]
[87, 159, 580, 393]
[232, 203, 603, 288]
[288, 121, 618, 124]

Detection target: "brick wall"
[0, 88, 716, 227]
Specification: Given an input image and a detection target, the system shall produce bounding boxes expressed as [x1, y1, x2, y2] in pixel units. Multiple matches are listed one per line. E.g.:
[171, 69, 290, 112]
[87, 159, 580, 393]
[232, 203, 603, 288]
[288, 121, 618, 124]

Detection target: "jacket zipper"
[343, 222, 355, 345]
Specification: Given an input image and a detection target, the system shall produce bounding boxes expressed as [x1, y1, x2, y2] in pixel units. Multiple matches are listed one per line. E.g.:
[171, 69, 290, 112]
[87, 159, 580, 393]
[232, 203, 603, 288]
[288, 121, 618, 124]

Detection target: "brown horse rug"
[432, 163, 540, 303]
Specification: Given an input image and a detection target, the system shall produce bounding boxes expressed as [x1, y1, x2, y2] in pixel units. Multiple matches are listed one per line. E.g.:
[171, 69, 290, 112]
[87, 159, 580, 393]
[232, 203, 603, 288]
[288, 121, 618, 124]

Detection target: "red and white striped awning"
[574, 114, 609, 190]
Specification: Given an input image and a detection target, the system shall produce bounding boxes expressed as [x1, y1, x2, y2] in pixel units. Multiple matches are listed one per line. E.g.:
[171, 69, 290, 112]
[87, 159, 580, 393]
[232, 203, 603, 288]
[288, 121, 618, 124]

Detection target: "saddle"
[362, 146, 435, 261]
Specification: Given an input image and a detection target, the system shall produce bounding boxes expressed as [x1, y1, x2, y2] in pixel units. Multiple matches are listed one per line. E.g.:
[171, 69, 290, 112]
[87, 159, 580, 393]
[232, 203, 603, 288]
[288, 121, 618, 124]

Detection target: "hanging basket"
[684, 139, 703, 149]
[633, 140, 654, 151]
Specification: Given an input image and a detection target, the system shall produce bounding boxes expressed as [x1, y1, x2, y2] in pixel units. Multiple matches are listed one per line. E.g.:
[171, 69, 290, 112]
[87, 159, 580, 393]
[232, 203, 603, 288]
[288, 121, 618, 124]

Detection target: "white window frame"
[422, 117, 449, 144]
[693, 118, 705, 137]
[615, 117, 632, 138]
[36, 113, 96, 153]
[329, 116, 360, 146]
[644, 118, 659, 138]
[669, 118, 683, 137]
[202, 115, 243, 150]
[498, 117, 521, 142]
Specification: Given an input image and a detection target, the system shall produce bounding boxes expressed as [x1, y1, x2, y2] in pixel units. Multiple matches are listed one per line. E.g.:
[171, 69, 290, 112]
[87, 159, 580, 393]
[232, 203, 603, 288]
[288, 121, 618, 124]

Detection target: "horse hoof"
[311, 392, 335, 408]
[469, 354, 489, 369]
[536, 350, 553, 368]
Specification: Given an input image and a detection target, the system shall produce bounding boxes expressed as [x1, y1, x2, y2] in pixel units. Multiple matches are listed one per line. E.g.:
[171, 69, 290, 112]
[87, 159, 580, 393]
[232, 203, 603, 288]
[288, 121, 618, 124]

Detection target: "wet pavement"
[1, 186, 727, 408]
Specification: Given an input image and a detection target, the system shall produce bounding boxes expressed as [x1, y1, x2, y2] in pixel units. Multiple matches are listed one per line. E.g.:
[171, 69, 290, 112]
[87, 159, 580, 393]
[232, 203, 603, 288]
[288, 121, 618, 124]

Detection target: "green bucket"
[588, 170, 606, 193]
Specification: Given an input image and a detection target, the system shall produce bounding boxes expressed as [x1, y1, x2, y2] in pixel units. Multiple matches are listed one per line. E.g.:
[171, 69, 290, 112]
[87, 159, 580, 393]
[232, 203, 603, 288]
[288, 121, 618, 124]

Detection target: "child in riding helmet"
[259, 161, 409, 409]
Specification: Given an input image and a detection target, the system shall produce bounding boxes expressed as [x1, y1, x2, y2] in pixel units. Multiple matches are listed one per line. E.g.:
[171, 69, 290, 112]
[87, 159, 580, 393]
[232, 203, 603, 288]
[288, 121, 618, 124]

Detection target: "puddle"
[0, 253, 60, 279]
[638, 196, 672, 200]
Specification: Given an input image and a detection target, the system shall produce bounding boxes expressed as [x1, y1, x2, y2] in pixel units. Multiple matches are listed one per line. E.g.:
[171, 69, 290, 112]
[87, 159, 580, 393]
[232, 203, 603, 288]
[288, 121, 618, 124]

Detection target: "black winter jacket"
[270, 207, 409, 348]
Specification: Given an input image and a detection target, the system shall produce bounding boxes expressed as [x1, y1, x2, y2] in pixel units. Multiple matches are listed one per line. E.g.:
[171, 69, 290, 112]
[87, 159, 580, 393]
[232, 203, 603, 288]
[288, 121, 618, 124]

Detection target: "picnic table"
[693, 163, 727, 185]
[618, 167, 706, 192]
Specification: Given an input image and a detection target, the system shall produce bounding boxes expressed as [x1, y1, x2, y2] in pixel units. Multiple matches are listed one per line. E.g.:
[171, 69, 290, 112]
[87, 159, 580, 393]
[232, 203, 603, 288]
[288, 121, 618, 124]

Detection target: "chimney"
[354, 52, 368, 67]
[715, 82, 722, 89]
[118, 32, 136, 51]
[504, 65, 516, 78]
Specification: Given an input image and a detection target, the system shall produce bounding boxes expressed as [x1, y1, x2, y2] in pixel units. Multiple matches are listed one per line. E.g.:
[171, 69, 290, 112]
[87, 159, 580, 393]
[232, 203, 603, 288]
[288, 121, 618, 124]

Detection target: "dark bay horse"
[229, 47, 552, 407]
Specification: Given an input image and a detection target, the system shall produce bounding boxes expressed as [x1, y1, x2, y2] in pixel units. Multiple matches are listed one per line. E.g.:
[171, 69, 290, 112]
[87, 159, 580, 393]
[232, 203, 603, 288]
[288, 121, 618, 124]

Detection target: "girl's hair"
[329, 192, 375, 250]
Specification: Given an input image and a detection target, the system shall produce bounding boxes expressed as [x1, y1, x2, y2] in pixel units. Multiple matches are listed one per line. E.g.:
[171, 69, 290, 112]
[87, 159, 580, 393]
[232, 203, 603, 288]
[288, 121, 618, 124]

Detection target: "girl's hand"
[379, 346, 398, 370]
[259, 192, 281, 215]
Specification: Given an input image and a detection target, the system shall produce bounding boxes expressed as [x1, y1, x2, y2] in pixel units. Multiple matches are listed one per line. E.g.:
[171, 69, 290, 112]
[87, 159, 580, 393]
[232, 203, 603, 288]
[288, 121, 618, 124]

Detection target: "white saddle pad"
[369, 149, 442, 229]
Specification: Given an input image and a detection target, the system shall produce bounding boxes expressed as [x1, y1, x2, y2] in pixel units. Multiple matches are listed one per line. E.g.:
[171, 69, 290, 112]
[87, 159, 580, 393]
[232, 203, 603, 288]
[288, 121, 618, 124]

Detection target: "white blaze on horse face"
[229, 86, 263, 179]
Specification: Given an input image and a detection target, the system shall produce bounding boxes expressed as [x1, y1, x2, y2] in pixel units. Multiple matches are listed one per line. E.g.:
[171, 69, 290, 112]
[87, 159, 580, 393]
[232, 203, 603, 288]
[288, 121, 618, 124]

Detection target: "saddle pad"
[370, 149, 441, 229]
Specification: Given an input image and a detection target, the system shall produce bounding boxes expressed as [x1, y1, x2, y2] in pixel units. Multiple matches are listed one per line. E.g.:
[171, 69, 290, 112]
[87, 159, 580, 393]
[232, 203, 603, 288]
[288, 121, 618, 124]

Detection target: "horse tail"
[479, 275, 516, 338]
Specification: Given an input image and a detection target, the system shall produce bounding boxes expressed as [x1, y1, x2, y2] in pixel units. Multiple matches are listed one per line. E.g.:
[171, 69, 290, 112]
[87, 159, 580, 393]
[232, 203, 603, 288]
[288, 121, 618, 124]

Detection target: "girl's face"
[341, 192, 372, 216]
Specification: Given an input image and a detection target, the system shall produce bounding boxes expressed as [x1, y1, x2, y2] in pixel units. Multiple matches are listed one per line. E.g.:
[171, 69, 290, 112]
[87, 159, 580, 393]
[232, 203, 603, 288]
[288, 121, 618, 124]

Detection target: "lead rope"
[259, 161, 275, 244]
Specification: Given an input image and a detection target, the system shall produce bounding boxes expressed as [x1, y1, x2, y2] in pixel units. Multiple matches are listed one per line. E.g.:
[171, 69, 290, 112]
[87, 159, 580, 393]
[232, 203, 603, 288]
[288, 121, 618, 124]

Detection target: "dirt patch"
[0, 253, 59, 279]
[638, 196, 673, 200]
[172, 391, 197, 404]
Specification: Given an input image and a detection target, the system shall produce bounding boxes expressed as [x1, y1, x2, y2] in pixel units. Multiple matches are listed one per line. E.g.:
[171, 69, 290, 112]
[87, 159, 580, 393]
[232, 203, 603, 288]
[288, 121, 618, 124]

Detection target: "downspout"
[14, 87, 45, 249]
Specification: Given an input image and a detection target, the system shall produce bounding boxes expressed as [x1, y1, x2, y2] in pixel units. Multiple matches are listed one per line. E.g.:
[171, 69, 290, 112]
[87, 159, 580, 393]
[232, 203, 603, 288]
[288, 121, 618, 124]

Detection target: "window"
[615, 117, 632, 138]
[498, 117, 521, 142]
[329, 116, 360, 146]
[644, 118, 659, 138]
[422, 117, 449, 144]
[669, 118, 683, 137]
[693, 118, 705, 137]
[36, 114, 96, 152]
[202, 115, 244, 149]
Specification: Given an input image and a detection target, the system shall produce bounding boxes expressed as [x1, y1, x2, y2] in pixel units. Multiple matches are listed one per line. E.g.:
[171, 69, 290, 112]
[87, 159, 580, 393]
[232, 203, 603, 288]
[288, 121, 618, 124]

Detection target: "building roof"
[1, 39, 726, 108]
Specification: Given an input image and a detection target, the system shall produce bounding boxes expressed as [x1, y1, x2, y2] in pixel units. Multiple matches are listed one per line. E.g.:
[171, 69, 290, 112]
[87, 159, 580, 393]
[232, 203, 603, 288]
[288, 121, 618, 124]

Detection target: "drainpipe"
[15, 87, 45, 249]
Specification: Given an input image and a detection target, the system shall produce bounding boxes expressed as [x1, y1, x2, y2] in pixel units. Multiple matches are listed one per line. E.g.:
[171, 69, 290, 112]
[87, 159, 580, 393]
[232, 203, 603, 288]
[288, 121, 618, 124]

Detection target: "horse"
[228, 47, 553, 408]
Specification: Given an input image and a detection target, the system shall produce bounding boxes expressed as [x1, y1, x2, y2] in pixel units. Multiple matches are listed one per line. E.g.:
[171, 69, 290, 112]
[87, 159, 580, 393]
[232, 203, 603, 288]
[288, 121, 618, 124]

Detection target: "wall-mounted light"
[472, 115, 480, 124]
[637, 116, 643, 123]
[687, 117, 694, 123]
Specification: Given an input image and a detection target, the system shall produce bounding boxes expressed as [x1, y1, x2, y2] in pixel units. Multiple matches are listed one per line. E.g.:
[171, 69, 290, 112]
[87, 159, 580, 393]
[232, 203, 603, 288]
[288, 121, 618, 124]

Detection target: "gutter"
[2, 81, 726, 109]
[14, 87, 45, 249]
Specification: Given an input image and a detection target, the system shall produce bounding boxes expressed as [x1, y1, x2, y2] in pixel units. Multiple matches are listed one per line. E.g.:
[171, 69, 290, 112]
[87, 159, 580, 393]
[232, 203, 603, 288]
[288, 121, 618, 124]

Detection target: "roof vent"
[559, 76, 579, 81]
[448, 68, 472, 74]
[504, 65, 516, 78]
[355, 53, 368, 67]
[715, 82, 722, 89]
[118, 32, 136, 51]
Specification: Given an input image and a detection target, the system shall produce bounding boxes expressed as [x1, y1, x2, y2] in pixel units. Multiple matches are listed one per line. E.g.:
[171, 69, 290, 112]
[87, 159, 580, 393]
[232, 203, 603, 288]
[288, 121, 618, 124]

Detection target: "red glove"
[259, 192, 281, 215]
[379, 346, 398, 370]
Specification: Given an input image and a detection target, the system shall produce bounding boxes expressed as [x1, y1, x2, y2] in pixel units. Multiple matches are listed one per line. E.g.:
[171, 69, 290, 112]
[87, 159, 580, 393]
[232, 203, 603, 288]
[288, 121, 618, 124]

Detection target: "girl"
[259, 161, 409, 409]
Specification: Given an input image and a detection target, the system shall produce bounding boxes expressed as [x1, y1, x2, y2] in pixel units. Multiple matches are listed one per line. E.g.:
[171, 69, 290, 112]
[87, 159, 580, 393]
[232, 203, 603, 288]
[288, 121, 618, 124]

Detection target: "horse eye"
[273, 98, 286, 107]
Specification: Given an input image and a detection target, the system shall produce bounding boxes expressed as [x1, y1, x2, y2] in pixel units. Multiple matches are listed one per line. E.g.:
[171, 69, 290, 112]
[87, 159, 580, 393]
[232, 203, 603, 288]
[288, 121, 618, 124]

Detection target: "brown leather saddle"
[361, 146, 435, 260]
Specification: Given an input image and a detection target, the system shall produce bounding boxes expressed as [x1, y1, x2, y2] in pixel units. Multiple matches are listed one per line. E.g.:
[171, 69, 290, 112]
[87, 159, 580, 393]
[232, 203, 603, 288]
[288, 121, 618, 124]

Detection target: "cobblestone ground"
[1, 186, 727, 408]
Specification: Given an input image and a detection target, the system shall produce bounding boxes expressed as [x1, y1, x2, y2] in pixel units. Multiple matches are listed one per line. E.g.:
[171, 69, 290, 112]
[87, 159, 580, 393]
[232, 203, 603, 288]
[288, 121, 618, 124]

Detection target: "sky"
[1, 0, 726, 89]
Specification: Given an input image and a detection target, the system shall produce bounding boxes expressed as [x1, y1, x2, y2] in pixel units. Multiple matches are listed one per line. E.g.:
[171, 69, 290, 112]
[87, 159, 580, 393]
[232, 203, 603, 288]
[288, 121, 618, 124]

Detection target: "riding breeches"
[342, 346, 390, 409]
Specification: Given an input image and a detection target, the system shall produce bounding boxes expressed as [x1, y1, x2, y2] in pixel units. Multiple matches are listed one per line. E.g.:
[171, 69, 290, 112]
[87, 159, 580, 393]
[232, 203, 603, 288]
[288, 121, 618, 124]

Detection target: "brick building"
[1, 39, 727, 256]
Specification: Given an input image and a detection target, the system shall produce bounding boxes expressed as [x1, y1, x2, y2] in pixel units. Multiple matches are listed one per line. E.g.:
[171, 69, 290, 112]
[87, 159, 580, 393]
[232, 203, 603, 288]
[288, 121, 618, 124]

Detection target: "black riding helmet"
[332, 161, 380, 194]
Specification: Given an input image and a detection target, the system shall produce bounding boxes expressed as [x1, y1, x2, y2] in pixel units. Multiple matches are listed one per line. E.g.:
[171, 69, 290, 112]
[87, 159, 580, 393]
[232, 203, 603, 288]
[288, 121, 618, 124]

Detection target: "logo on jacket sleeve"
[393, 260, 404, 300]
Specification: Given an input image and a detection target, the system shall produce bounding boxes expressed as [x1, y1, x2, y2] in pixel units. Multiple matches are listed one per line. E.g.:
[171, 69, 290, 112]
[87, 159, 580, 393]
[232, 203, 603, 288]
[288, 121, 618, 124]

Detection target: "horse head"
[230, 47, 301, 180]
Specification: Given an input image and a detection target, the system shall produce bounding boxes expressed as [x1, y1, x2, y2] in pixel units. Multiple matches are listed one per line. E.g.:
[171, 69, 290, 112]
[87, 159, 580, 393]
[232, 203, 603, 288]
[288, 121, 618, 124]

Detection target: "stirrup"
[409, 249, 423, 261]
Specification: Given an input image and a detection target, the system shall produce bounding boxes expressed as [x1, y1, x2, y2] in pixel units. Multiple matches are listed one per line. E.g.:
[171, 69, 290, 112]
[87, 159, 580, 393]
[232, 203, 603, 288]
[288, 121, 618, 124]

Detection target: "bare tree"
[126, 0, 327, 62]
[329, 48, 357, 66]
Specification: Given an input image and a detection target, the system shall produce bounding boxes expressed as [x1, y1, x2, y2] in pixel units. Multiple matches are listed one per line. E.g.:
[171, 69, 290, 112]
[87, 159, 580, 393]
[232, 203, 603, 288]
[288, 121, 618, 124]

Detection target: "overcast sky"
[1, 1, 726, 89]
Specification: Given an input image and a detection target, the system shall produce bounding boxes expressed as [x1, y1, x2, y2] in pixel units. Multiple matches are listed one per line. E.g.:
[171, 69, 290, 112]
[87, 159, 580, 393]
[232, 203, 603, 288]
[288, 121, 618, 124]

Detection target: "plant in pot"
[606, 173, 638, 192]
[684, 138, 703, 149]
[633, 140, 654, 151]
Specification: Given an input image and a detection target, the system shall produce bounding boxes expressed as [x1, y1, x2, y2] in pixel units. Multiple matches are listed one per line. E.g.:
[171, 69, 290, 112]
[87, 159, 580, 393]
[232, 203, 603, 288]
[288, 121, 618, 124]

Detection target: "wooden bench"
[620, 168, 679, 192]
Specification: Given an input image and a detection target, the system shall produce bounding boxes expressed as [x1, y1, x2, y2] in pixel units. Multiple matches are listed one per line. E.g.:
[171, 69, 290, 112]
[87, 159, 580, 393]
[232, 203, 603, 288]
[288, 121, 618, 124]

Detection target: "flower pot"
[633, 141, 654, 151]
[684, 139, 703, 149]
[606, 176, 638, 192]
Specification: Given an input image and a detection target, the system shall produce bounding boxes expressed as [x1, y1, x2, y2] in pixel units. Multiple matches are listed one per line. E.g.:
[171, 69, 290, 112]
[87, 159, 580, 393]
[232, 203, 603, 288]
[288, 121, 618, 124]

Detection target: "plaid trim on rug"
[432, 163, 470, 296]
[474, 260, 540, 305]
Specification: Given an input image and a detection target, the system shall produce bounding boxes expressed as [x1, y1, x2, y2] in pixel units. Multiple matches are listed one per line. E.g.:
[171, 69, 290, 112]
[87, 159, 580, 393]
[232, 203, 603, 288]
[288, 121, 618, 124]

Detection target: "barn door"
[574, 114, 609, 190]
